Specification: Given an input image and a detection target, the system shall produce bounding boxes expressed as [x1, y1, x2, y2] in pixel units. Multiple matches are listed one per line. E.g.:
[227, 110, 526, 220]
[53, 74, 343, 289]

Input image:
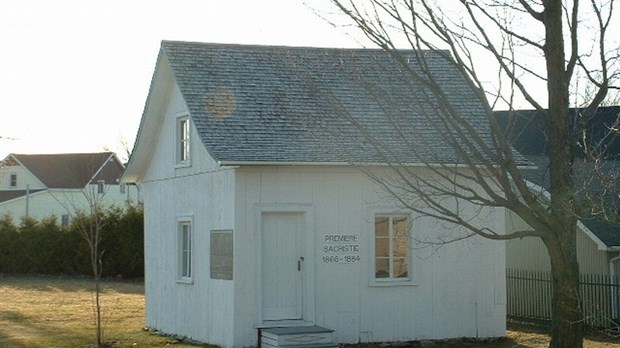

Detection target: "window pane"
[187, 251, 191, 277]
[375, 258, 390, 278]
[393, 257, 408, 278]
[180, 222, 192, 278]
[393, 216, 408, 238]
[187, 225, 192, 277]
[375, 238, 389, 258]
[375, 216, 389, 237]
[179, 118, 190, 162]
[393, 237, 408, 258]
[182, 226, 190, 251]
[182, 250, 189, 276]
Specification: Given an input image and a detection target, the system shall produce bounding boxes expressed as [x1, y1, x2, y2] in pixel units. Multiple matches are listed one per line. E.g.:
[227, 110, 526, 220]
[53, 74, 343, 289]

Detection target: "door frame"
[255, 203, 315, 325]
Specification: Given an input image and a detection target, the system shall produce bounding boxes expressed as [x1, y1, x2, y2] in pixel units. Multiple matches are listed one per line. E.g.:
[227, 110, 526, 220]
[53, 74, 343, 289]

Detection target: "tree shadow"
[342, 337, 531, 348]
[0, 309, 91, 348]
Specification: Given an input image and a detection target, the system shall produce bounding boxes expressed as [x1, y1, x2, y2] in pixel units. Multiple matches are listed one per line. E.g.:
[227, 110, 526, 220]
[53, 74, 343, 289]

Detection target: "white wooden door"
[261, 212, 304, 320]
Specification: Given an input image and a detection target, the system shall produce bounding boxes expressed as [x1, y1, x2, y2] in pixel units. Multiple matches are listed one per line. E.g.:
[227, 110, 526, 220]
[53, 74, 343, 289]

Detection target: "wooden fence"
[507, 268, 620, 328]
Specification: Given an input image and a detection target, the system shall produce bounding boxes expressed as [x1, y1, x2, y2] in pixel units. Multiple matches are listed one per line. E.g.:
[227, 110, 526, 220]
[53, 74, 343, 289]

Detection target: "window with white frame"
[374, 214, 409, 280]
[178, 219, 193, 281]
[176, 116, 190, 165]
[10, 173, 17, 187]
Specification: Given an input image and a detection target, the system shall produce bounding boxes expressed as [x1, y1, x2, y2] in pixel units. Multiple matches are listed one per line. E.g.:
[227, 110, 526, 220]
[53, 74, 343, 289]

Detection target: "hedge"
[0, 203, 144, 278]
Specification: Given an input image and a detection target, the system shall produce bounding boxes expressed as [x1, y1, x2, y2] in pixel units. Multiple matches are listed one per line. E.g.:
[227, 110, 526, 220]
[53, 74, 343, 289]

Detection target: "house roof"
[0, 189, 46, 204]
[7, 153, 123, 189]
[155, 41, 523, 166]
[495, 108, 620, 248]
[495, 106, 620, 159]
[521, 155, 620, 247]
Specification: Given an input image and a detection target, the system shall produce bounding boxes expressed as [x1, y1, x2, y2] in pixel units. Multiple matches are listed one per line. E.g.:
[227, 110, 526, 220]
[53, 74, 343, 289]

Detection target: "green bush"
[0, 203, 144, 278]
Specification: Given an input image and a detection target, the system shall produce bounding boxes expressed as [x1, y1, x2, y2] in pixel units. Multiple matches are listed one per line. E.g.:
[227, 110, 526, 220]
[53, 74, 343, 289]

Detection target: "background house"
[496, 107, 620, 326]
[0, 152, 137, 224]
[122, 41, 516, 347]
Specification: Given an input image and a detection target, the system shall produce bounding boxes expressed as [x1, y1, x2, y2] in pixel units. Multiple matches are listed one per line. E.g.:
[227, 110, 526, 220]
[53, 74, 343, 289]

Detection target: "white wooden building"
[0, 152, 137, 224]
[122, 41, 511, 347]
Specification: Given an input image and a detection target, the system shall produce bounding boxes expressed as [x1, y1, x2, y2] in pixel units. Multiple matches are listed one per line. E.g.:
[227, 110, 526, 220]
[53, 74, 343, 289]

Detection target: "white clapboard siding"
[0, 162, 45, 190]
[140, 81, 236, 347]
[231, 166, 506, 347]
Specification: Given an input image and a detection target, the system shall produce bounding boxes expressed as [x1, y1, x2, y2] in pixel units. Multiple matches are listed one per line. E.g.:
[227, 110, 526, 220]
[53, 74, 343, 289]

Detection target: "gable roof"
[7, 153, 123, 189]
[521, 155, 620, 247]
[126, 41, 529, 180]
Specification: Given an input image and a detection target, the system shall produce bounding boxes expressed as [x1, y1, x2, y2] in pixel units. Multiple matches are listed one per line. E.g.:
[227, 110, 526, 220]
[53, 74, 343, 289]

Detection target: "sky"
[1, 1, 617, 163]
[0, 0, 363, 162]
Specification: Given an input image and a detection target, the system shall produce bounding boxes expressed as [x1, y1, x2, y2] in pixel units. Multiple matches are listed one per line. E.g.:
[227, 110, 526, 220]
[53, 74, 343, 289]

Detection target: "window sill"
[174, 162, 191, 169]
[369, 279, 417, 287]
[176, 278, 194, 285]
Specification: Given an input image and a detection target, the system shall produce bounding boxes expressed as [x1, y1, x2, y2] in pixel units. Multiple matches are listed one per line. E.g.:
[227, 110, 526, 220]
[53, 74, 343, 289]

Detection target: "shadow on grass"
[0, 309, 93, 348]
[0, 309, 209, 348]
[0, 275, 144, 295]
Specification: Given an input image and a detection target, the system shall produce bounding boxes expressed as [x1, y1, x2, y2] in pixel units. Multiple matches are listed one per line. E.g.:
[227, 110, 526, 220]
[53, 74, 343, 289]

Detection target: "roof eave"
[122, 48, 175, 183]
[219, 160, 535, 168]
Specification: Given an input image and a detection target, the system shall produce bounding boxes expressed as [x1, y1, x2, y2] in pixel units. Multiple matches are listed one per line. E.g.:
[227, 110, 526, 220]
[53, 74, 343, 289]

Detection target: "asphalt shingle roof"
[11, 153, 122, 189]
[162, 41, 517, 165]
[0, 189, 45, 204]
[495, 106, 620, 159]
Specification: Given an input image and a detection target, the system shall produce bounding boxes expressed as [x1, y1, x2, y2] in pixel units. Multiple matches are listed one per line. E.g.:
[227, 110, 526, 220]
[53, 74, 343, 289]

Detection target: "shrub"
[0, 204, 144, 277]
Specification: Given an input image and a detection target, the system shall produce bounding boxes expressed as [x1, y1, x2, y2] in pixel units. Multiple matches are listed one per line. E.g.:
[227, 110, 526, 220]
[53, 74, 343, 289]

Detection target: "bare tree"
[312, 1, 619, 347]
[52, 172, 109, 347]
[71, 184, 107, 348]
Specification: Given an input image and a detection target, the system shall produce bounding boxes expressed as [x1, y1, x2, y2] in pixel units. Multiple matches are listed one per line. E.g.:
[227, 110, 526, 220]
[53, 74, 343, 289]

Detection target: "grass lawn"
[0, 276, 210, 348]
[1, 275, 620, 347]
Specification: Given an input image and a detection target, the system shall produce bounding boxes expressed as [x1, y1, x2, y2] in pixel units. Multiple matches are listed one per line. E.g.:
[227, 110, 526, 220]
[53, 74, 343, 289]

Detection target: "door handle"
[297, 257, 305, 271]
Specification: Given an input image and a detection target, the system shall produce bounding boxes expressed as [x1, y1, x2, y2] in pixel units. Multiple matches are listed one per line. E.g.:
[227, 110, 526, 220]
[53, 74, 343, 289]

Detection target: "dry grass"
[0, 276, 209, 348]
[505, 322, 620, 348]
[2, 276, 620, 347]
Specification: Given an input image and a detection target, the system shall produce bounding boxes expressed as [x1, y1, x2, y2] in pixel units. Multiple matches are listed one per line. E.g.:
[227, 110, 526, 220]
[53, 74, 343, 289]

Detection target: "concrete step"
[261, 326, 337, 348]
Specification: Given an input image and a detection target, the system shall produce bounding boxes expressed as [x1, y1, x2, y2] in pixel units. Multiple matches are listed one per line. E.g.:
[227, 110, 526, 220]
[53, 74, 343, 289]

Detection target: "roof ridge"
[12, 151, 114, 156]
[160, 40, 443, 54]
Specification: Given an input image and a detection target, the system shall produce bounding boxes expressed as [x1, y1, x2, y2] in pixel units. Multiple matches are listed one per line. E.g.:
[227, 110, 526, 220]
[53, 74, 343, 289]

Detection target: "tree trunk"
[545, 223, 583, 348]
[95, 277, 102, 348]
[542, 1, 584, 344]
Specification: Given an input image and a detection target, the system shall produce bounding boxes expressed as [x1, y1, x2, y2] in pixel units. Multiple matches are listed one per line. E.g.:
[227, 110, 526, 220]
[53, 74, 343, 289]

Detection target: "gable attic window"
[10, 173, 17, 187]
[374, 214, 410, 282]
[176, 115, 191, 166]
